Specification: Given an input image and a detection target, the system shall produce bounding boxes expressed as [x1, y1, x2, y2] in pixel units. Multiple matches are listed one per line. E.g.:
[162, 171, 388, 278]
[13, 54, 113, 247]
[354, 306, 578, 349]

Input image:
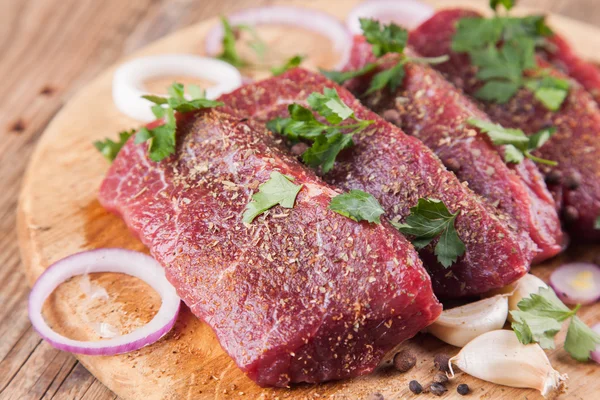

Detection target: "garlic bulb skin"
[428, 295, 508, 347]
[450, 330, 568, 398]
[488, 274, 548, 322]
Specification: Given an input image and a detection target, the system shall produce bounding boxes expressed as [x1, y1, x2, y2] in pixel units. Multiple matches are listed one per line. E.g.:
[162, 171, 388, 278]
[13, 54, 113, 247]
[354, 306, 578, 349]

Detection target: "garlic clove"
[427, 295, 508, 347]
[488, 274, 548, 322]
[449, 330, 568, 398]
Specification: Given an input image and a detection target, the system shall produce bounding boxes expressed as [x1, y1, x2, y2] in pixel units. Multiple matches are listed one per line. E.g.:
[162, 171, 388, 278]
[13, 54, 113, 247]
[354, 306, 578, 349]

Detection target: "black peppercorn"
[434, 353, 451, 373]
[393, 349, 416, 372]
[409, 380, 423, 394]
[430, 382, 447, 396]
[433, 372, 448, 384]
[368, 393, 384, 400]
[544, 170, 562, 185]
[445, 158, 461, 173]
[565, 171, 581, 190]
[563, 205, 579, 223]
[457, 383, 470, 395]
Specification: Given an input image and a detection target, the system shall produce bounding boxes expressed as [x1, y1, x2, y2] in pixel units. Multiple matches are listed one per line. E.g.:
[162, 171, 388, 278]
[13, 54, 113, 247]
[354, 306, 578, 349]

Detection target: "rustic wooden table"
[0, 0, 598, 399]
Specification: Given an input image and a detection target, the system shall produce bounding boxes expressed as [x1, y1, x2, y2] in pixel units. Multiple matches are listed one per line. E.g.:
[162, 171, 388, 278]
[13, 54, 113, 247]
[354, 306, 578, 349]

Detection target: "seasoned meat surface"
[99, 108, 441, 387]
[221, 68, 530, 298]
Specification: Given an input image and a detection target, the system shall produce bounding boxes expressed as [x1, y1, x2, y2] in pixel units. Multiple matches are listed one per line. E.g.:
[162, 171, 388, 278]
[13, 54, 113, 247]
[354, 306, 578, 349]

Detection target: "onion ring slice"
[346, 0, 435, 34]
[28, 248, 181, 355]
[204, 6, 352, 70]
[112, 54, 242, 122]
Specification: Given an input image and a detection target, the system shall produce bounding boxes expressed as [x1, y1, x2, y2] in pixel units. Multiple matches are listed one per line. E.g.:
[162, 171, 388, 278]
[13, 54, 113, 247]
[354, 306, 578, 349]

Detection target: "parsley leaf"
[135, 82, 223, 162]
[94, 129, 135, 162]
[511, 287, 600, 361]
[451, 6, 564, 109]
[329, 189, 385, 223]
[242, 172, 303, 223]
[320, 63, 378, 85]
[360, 18, 408, 57]
[467, 118, 557, 166]
[267, 88, 373, 173]
[565, 316, 600, 361]
[271, 55, 305, 76]
[366, 61, 406, 95]
[524, 74, 570, 111]
[490, 0, 515, 12]
[392, 198, 466, 268]
[217, 16, 245, 67]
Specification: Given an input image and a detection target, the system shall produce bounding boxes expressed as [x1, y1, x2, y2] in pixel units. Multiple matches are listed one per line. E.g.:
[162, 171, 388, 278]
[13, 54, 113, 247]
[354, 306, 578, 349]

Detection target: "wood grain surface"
[2, 0, 600, 399]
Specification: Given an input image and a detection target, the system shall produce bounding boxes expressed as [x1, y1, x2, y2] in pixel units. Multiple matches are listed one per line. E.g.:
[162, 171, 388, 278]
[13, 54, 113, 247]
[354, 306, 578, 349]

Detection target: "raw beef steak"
[99, 108, 441, 387]
[220, 68, 530, 298]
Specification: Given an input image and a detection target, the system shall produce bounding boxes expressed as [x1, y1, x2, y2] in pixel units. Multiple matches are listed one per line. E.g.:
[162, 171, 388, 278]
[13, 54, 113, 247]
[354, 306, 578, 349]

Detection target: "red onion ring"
[346, 0, 435, 34]
[591, 323, 600, 363]
[549, 262, 600, 305]
[28, 248, 181, 355]
[204, 6, 352, 70]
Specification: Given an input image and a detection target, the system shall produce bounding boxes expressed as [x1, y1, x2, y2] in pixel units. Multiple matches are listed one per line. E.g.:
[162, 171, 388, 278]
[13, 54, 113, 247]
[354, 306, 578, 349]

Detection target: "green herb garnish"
[392, 198, 466, 268]
[511, 286, 600, 361]
[467, 118, 557, 165]
[94, 129, 135, 162]
[320, 19, 448, 94]
[451, 1, 569, 109]
[136, 83, 223, 162]
[329, 189, 385, 223]
[218, 16, 245, 67]
[271, 55, 305, 76]
[242, 171, 303, 223]
[267, 88, 373, 173]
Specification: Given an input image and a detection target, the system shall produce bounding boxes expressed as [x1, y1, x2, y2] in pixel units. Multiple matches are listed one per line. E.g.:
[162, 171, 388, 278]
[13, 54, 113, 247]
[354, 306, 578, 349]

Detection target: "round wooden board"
[17, 0, 600, 399]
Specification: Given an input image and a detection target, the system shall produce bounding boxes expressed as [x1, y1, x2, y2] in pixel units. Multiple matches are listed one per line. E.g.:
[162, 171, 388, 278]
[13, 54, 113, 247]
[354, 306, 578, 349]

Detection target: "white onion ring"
[112, 54, 242, 122]
[204, 6, 352, 70]
[28, 248, 181, 355]
[346, 0, 435, 35]
[591, 323, 600, 363]
[549, 262, 600, 305]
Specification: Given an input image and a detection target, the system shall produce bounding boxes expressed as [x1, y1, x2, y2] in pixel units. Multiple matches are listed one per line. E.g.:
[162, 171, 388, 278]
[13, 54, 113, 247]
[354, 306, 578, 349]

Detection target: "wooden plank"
[1, 0, 599, 399]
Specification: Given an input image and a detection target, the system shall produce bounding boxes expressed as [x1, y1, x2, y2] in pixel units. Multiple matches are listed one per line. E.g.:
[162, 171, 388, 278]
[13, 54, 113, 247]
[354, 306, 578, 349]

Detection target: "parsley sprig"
[329, 190, 385, 224]
[321, 19, 448, 94]
[217, 16, 304, 76]
[243, 171, 303, 223]
[467, 118, 557, 165]
[392, 198, 466, 268]
[136, 83, 223, 162]
[267, 88, 373, 173]
[94, 129, 135, 162]
[511, 286, 600, 361]
[452, 0, 569, 109]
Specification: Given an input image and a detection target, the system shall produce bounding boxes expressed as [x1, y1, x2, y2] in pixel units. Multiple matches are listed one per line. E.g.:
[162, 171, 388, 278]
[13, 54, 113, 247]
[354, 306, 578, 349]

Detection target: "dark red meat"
[220, 68, 530, 298]
[542, 33, 600, 105]
[411, 9, 600, 240]
[341, 35, 562, 263]
[99, 108, 441, 387]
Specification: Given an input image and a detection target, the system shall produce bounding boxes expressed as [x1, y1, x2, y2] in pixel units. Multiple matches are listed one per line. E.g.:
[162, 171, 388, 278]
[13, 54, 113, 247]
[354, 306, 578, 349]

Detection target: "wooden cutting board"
[16, 0, 600, 398]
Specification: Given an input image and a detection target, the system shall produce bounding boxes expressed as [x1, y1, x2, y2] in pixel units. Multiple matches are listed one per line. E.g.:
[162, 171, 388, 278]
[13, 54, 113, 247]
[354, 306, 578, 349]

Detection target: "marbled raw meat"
[411, 9, 600, 240]
[99, 108, 442, 387]
[220, 68, 530, 298]
[341, 35, 562, 263]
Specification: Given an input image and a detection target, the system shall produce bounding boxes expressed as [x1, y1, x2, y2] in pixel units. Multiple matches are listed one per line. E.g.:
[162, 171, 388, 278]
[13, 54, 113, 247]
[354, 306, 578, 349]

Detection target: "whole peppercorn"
[565, 171, 581, 190]
[544, 170, 562, 185]
[433, 353, 451, 373]
[445, 158, 461, 173]
[368, 393, 384, 400]
[382, 109, 402, 127]
[457, 383, 470, 395]
[563, 206, 579, 223]
[393, 349, 416, 372]
[430, 382, 448, 396]
[409, 380, 423, 394]
[433, 372, 449, 384]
